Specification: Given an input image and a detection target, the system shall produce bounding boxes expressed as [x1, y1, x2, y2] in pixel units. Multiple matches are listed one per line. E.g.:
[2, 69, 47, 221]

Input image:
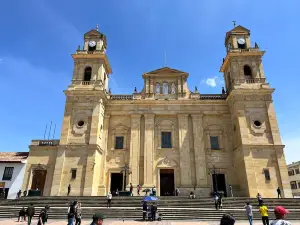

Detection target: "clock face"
[237, 38, 245, 45]
[88, 41, 96, 47]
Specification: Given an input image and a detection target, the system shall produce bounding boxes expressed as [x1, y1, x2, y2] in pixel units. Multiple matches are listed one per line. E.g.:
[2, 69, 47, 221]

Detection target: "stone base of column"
[98, 185, 107, 196]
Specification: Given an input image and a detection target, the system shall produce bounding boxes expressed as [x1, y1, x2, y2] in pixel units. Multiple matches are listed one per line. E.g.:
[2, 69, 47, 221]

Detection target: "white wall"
[0, 162, 26, 199]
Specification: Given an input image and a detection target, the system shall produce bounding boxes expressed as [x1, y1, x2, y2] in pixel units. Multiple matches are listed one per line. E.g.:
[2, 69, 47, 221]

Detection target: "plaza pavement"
[1, 219, 300, 225]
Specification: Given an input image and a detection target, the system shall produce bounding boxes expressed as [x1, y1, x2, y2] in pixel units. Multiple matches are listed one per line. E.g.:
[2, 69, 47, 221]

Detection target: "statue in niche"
[171, 83, 176, 94]
[163, 82, 168, 95]
[155, 83, 160, 94]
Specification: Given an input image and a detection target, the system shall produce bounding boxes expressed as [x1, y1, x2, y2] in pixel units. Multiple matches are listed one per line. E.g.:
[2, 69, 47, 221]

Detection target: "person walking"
[214, 194, 219, 210]
[257, 193, 263, 205]
[26, 203, 35, 225]
[68, 184, 71, 196]
[245, 202, 253, 225]
[107, 192, 112, 208]
[137, 184, 141, 196]
[129, 183, 133, 196]
[90, 212, 105, 225]
[151, 203, 157, 221]
[277, 187, 282, 198]
[75, 202, 82, 225]
[67, 201, 77, 225]
[270, 206, 291, 225]
[18, 207, 26, 222]
[37, 205, 50, 225]
[259, 203, 269, 225]
[218, 193, 223, 209]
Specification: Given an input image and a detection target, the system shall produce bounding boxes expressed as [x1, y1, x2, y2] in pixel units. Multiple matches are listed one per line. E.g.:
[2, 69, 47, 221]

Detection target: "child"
[270, 206, 291, 225]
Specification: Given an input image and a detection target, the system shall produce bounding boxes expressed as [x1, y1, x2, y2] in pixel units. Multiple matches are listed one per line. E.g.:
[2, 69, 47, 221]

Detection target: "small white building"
[288, 161, 300, 197]
[0, 152, 28, 199]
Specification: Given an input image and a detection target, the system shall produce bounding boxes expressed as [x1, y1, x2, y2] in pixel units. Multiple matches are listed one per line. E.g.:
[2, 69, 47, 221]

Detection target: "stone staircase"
[0, 196, 299, 220]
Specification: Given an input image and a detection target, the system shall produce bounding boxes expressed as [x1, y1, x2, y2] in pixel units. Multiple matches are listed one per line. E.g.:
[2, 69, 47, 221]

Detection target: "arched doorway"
[31, 166, 47, 196]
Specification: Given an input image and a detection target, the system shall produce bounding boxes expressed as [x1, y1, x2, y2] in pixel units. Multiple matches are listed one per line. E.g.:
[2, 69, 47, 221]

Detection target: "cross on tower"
[232, 20, 236, 27]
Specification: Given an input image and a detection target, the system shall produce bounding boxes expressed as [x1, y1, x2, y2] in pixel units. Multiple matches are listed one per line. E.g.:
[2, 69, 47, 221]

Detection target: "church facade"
[22, 25, 292, 198]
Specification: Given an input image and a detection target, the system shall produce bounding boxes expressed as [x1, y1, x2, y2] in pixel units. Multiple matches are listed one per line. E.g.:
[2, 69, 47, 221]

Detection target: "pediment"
[157, 157, 177, 168]
[227, 25, 250, 34]
[144, 67, 188, 76]
[84, 29, 104, 38]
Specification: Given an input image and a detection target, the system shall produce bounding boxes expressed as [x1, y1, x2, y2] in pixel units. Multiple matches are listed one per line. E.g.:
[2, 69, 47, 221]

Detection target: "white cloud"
[202, 76, 224, 88]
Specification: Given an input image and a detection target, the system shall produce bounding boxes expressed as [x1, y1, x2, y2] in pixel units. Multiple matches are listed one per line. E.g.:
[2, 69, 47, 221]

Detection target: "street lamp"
[209, 165, 221, 193]
[120, 164, 132, 191]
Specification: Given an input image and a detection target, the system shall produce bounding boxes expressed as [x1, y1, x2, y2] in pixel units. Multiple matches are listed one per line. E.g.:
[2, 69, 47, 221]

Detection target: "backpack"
[220, 214, 235, 225]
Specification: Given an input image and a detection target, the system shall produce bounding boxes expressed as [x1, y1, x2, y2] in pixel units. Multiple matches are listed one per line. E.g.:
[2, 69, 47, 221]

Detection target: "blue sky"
[0, 0, 299, 164]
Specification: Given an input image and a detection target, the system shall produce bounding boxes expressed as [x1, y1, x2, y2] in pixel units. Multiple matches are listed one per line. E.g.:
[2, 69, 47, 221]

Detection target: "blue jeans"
[68, 217, 74, 225]
[248, 215, 253, 225]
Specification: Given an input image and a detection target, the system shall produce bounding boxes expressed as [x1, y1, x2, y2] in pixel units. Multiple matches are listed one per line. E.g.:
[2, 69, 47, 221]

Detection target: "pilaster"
[144, 114, 155, 186]
[191, 114, 208, 186]
[178, 114, 192, 186]
[50, 147, 66, 196]
[89, 103, 101, 144]
[98, 114, 110, 195]
[129, 114, 141, 186]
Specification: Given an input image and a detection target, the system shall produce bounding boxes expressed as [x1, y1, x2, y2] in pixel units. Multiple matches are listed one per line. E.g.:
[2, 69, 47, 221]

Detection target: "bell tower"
[50, 27, 112, 196]
[220, 25, 292, 198]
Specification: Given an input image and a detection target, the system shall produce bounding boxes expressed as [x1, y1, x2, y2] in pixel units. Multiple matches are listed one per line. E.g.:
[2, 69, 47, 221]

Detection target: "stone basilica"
[22, 25, 292, 198]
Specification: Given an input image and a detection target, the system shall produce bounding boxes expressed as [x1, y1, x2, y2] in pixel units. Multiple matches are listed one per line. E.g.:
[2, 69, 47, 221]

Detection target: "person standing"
[107, 192, 112, 208]
[218, 193, 223, 209]
[175, 187, 180, 196]
[257, 193, 263, 205]
[151, 203, 157, 221]
[75, 202, 82, 225]
[68, 184, 71, 196]
[26, 203, 35, 225]
[67, 201, 77, 225]
[152, 186, 156, 196]
[142, 201, 147, 221]
[277, 187, 282, 198]
[137, 184, 141, 196]
[259, 203, 269, 225]
[37, 205, 50, 225]
[270, 206, 291, 225]
[245, 202, 253, 225]
[90, 212, 105, 225]
[129, 183, 133, 196]
[214, 194, 219, 210]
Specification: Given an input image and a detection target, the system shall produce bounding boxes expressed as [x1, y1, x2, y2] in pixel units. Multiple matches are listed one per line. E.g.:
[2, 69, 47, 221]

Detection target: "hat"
[274, 206, 289, 216]
[93, 212, 106, 220]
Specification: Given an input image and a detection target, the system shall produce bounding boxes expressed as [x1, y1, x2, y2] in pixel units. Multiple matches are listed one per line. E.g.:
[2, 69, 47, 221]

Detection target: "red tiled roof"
[0, 152, 29, 163]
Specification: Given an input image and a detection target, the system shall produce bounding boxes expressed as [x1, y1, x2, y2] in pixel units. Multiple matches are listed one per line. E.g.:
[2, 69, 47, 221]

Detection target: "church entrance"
[212, 173, 227, 197]
[31, 170, 47, 196]
[110, 173, 123, 196]
[160, 169, 175, 196]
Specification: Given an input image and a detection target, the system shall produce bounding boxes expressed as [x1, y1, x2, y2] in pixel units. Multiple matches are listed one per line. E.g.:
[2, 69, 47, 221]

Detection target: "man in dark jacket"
[26, 203, 35, 225]
[37, 205, 50, 225]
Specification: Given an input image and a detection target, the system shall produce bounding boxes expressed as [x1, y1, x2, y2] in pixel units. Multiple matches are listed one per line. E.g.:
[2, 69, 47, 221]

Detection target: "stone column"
[129, 115, 141, 187]
[144, 114, 155, 186]
[191, 114, 208, 186]
[178, 114, 192, 186]
[50, 147, 66, 196]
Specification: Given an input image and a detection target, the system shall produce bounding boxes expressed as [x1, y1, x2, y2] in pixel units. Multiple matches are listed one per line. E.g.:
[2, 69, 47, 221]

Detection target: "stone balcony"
[229, 48, 260, 53]
[71, 80, 104, 86]
[75, 49, 106, 55]
[233, 78, 266, 85]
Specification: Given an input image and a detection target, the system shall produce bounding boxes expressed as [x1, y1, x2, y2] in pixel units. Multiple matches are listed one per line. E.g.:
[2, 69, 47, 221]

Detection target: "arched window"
[163, 82, 168, 95]
[243, 65, 252, 78]
[155, 83, 160, 94]
[84, 67, 92, 81]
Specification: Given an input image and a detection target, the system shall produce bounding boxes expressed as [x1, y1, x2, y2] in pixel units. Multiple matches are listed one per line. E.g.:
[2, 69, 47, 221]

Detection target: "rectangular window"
[210, 136, 220, 150]
[161, 132, 172, 148]
[290, 181, 297, 189]
[2, 167, 14, 181]
[295, 169, 300, 174]
[115, 136, 124, 149]
[263, 169, 271, 181]
[288, 170, 295, 176]
[71, 169, 77, 180]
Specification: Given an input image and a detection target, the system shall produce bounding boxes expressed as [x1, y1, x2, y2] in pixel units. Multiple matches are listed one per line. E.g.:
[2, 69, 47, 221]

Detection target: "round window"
[77, 120, 85, 127]
[253, 120, 262, 127]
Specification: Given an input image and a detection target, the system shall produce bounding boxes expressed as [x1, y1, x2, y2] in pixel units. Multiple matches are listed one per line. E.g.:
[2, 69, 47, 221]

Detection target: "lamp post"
[120, 164, 132, 191]
[210, 165, 221, 193]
